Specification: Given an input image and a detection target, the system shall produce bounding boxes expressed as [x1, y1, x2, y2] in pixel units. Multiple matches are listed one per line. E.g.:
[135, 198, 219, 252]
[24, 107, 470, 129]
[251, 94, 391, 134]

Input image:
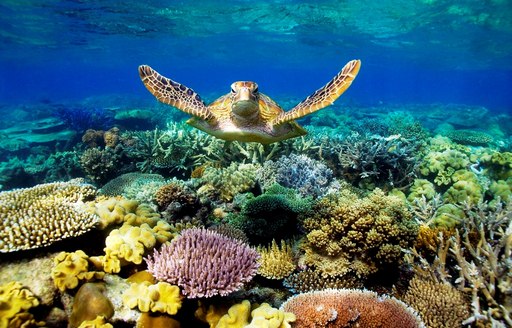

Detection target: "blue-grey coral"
[145, 228, 259, 298]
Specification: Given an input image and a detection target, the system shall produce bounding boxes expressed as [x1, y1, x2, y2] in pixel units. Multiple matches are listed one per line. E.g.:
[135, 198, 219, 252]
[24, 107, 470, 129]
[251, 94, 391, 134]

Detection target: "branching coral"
[145, 228, 259, 298]
[406, 200, 512, 326]
[336, 133, 419, 190]
[257, 154, 337, 198]
[0, 179, 99, 252]
[280, 288, 425, 328]
[301, 188, 418, 280]
[257, 240, 296, 280]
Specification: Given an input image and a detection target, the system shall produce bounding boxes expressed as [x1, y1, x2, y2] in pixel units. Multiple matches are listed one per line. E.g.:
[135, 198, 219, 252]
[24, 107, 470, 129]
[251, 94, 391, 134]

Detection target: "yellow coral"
[197, 300, 295, 328]
[122, 281, 182, 315]
[257, 240, 296, 280]
[52, 250, 104, 292]
[0, 179, 99, 252]
[0, 281, 42, 328]
[78, 315, 113, 328]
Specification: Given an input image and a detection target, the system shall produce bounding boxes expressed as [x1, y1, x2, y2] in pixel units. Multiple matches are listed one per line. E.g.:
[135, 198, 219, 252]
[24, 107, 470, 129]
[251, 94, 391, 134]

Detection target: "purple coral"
[145, 228, 260, 298]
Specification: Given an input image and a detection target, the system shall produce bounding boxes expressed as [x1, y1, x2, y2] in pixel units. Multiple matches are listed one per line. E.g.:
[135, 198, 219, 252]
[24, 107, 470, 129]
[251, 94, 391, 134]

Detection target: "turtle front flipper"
[272, 59, 361, 125]
[138, 65, 214, 121]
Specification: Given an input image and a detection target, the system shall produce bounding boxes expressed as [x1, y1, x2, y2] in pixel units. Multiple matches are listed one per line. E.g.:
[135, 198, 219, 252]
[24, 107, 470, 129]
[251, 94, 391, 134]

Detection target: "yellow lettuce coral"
[122, 281, 182, 315]
[197, 300, 295, 328]
[78, 315, 113, 328]
[52, 250, 105, 292]
[0, 281, 43, 327]
[257, 240, 296, 280]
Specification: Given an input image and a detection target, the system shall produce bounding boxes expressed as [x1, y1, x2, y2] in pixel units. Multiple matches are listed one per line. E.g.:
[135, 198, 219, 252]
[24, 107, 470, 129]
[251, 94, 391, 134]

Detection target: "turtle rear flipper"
[138, 65, 214, 121]
[273, 59, 361, 125]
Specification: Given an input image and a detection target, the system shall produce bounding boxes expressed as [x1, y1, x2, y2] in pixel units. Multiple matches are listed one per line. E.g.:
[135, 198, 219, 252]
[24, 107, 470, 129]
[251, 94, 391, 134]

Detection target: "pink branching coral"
[145, 228, 259, 298]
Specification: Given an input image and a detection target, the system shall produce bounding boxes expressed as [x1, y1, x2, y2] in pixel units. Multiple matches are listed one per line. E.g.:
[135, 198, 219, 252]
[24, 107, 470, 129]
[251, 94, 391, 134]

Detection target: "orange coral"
[281, 288, 425, 328]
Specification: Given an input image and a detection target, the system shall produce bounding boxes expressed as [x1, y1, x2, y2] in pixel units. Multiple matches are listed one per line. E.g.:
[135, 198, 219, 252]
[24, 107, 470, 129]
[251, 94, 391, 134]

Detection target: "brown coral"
[82, 129, 105, 148]
[103, 127, 120, 148]
[283, 269, 362, 294]
[402, 276, 469, 328]
[257, 240, 296, 280]
[280, 288, 425, 328]
[154, 182, 198, 212]
[0, 180, 98, 252]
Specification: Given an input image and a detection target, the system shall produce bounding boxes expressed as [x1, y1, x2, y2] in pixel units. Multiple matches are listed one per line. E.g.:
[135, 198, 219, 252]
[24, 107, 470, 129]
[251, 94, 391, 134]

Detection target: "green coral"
[419, 148, 470, 185]
[443, 129, 493, 146]
[443, 169, 483, 205]
[228, 184, 312, 242]
[407, 179, 437, 203]
[489, 178, 512, 203]
[301, 189, 418, 280]
[431, 203, 465, 228]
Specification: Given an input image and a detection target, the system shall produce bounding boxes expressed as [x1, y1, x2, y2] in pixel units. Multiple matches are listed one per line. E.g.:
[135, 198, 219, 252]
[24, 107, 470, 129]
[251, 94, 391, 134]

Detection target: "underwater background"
[0, 1, 511, 328]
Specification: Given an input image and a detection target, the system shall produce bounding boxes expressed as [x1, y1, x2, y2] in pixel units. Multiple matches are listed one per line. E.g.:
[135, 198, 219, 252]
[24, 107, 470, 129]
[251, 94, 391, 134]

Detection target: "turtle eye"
[231, 87, 236, 93]
[253, 87, 259, 93]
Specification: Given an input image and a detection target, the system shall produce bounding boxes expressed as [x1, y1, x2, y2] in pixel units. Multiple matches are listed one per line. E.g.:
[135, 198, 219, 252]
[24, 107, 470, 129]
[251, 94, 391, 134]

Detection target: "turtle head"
[230, 81, 260, 121]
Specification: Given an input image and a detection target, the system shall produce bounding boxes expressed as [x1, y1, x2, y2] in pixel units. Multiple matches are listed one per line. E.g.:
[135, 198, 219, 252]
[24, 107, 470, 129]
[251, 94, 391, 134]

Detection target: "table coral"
[0, 179, 99, 252]
[122, 281, 182, 315]
[301, 188, 418, 280]
[52, 250, 105, 292]
[0, 281, 42, 328]
[145, 228, 259, 298]
[280, 288, 425, 328]
[257, 240, 296, 280]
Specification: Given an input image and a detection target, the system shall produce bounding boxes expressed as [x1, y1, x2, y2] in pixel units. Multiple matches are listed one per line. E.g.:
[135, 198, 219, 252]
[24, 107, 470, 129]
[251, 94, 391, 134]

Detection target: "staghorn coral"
[283, 268, 362, 294]
[52, 250, 104, 292]
[402, 276, 469, 328]
[0, 179, 98, 253]
[0, 281, 43, 328]
[122, 281, 182, 315]
[256, 240, 296, 280]
[280, 288, 425, 328]
[301, 188, 418, 280]
[199, 162, 259, 201]
[145, 228, 259, 298]
[257, 154, 337, 198]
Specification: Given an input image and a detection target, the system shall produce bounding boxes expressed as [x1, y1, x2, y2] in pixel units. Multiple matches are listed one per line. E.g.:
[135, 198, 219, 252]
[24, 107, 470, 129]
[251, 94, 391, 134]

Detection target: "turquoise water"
[0, 2, 511, 327]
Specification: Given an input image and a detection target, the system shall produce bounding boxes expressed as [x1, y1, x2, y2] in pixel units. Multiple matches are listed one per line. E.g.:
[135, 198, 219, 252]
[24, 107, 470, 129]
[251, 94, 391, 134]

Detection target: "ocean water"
[0, 1, 511, 327]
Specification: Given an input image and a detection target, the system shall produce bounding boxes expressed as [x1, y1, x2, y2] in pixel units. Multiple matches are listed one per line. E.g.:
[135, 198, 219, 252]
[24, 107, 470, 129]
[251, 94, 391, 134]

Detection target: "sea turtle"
[138, 59, 361, 144]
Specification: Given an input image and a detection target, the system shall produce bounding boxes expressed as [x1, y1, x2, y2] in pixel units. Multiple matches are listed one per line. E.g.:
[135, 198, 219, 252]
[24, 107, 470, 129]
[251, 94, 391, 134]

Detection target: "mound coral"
[257, 240, 296, 280]
[69, 283, 114, 328]
[301, 188, 418, 279]
[99, 172, 166, 198]
[122, 281, 182, 315]
[145, 228, 259, 298]
[52, 250, 104, 292]
[402, 276, 469, 328]
[280, 288, 425, 328]
[0, 281, 43, 328]
[228, 184, 312, 242]
[0, 179, 98, 252]
[443, 129, 493, 146]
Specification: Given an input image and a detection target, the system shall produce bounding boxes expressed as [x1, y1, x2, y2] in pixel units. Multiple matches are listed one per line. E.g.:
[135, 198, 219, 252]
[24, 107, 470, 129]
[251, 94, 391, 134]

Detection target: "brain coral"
[301, 188, 418, 279]
[0, 179, 98, 252]
[145, 228, 259, 298]
[280, 288, 425, 328]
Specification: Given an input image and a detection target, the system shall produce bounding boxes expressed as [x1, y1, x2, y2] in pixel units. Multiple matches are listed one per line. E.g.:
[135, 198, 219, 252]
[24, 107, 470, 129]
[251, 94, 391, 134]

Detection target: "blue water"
[1, 0, 511, 111]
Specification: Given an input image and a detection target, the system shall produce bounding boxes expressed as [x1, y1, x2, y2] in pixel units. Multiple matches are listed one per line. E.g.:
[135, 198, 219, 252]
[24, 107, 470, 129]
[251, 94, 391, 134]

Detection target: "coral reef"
[145, 228, 259, 298]
[301, 188, 418, 280]
[280, 288, 425, 328]
[256, 240, 296, 280]
[0, 179, 98, 252]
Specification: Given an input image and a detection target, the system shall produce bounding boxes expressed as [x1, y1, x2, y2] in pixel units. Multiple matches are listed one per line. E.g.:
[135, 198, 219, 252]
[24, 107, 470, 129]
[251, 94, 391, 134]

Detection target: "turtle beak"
[238, 87, 252, 101]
